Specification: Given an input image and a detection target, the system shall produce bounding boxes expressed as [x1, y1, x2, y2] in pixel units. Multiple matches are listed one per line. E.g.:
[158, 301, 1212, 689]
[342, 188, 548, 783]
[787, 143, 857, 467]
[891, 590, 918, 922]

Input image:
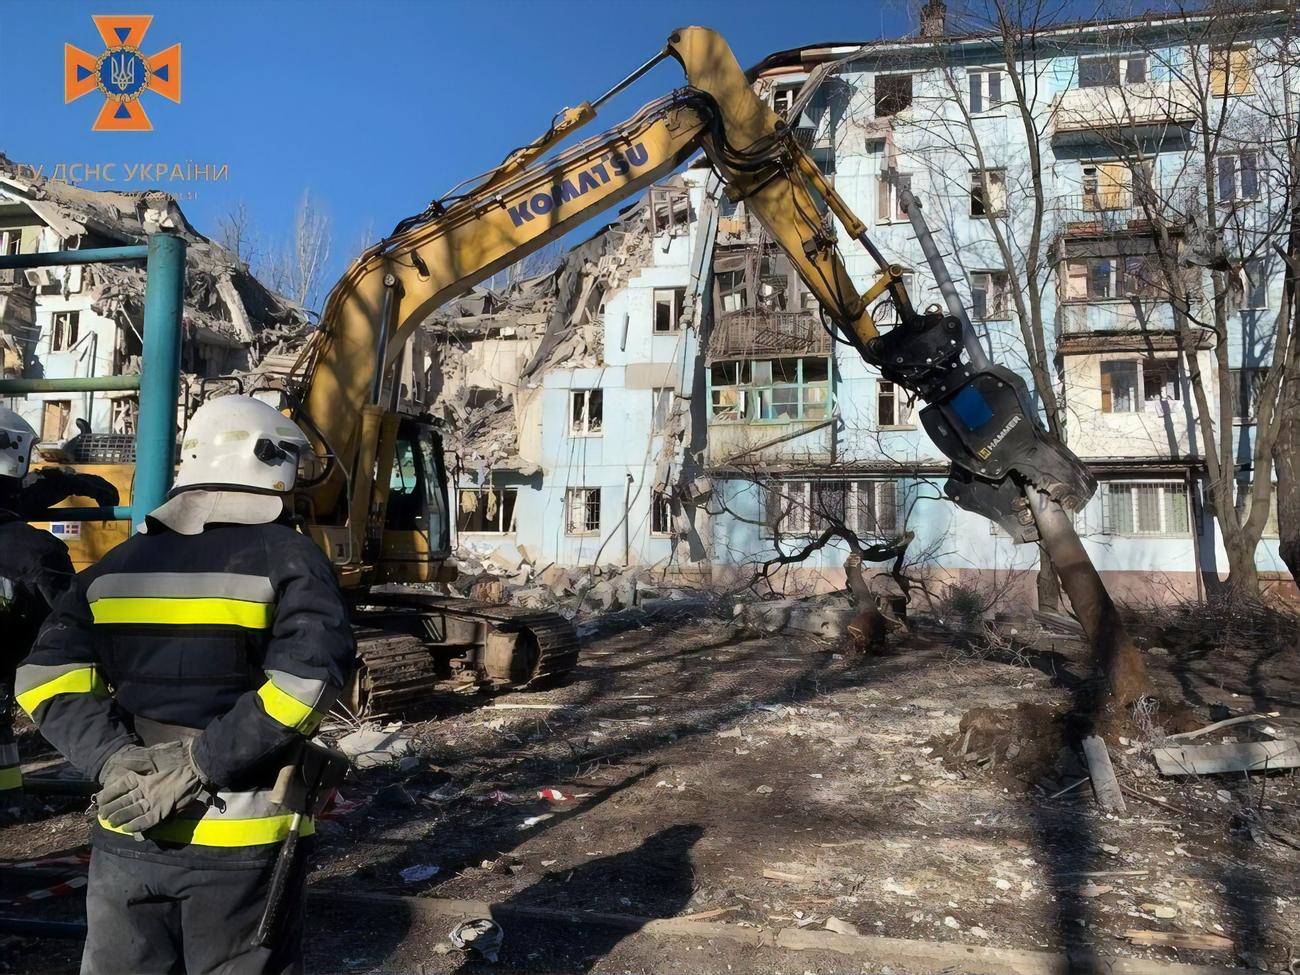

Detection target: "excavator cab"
[377, 416, 452, 583]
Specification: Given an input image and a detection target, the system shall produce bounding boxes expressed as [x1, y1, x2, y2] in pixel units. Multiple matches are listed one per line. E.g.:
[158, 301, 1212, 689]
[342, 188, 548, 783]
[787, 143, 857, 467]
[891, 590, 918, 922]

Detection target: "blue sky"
[3, 0, 913, 295]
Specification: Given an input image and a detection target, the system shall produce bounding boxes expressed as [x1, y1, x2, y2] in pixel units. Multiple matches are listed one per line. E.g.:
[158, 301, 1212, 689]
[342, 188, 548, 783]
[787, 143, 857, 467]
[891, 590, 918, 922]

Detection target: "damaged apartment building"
[428, 6, 1295, 602]
[0, 155, 307, 452]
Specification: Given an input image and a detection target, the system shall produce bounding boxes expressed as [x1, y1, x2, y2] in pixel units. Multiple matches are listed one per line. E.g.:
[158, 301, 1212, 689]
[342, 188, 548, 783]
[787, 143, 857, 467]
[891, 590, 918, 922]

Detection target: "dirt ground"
[2, 605, 1298, 974]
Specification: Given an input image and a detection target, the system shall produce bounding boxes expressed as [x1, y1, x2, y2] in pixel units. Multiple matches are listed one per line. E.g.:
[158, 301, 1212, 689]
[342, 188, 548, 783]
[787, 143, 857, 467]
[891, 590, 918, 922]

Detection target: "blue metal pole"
[130, 234, 186, 529]
[0, 244, 148, 270]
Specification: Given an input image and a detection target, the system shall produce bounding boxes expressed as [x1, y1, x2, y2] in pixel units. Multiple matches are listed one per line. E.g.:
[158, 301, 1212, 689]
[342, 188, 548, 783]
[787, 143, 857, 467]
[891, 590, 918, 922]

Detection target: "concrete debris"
[336, 727, 417, 770]
[449, 918, 505, 963]
[1152, 739, 1300, 776]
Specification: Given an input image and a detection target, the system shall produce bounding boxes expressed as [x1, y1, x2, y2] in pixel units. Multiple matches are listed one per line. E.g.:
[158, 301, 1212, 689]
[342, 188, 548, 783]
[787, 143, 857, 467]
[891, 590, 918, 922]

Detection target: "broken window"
[1102, 481, 1190, 536]
[457, 487, 518, 534]
[876, 173, 912, 223]
[1216, 152, 1260, 204]
[653, 288, 686, 333]
[570, 389, 603, 436]
[969, 170, 1007, 217]
[1, 229, 22, 255]
[1210, 45, 1252, 96]
[1100, 358, 1180, 413]
[971, 271, 1009, 320]
[565, 487, 601, 535]
[111, 397, 138, 434]
[968, 69, 1004, 113]
[710, 356, 830, 423]
[50, 311, 80, 352]
[874, 74, 913, 117]
[717, 269, 747, 313]
[652, 387, 674, 433]
[772, 87, 797, 116]
[1062, 256, 1159, 301]
[651, 490, 673, 536]
[1081, 161, 1148, 211]
[1229, 366, 1268, 423]
[649, 185, 692, 237]
[1078, 55, 1147, 88]
[42, 400, 71, 441]
[1242, 259, 1268, 310]
[877, 380, 913, 427]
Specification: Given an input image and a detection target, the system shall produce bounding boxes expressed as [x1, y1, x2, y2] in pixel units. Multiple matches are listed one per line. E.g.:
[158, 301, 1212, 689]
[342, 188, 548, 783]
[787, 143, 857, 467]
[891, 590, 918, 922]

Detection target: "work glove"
[97, 739, 207, 836]
[98, 739, 194, 785]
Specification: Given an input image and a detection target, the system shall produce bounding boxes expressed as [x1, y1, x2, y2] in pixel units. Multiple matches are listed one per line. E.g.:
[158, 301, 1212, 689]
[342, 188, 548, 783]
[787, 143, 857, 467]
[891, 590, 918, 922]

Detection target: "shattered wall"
[0, 153, 308, 444]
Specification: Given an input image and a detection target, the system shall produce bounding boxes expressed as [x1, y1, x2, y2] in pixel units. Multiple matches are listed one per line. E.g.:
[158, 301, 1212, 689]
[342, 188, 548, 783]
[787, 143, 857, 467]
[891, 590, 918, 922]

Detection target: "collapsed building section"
[0, 154, 308, 454]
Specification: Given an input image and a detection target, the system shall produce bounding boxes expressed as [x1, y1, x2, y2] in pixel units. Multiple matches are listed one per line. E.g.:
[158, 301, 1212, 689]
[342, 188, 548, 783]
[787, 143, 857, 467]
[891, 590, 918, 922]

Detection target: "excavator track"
[343, 590, 579, 717]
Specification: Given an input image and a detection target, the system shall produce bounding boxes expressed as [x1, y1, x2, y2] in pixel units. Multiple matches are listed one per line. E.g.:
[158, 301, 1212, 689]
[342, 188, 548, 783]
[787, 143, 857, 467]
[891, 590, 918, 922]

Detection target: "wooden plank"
[1083, 735, 1128, 813]
[1165, 713, 1272, 742]
[1124, 930, 1234, 952]
[1152, 739, 1300, 776]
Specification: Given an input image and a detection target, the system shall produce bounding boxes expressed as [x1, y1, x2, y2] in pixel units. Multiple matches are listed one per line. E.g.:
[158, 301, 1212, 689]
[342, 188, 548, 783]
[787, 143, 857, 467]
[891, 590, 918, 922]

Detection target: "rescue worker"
[18, 396, 356, 974]
[1, 406, 116, 804]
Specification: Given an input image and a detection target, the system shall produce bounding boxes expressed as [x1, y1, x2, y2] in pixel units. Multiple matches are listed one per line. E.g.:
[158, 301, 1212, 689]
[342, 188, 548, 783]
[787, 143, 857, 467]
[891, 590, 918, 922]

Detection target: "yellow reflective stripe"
[98, 814, 314, 847]
[16, 667, 108, 717]
[0, 766, 22, 791]
[90, 596, 273, 629]
[257, 680, 324, 735]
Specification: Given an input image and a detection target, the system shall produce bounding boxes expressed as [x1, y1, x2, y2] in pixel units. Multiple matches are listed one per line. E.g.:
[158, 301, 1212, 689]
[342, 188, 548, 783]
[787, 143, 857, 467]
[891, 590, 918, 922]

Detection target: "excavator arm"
[288, 28, 1144, 700]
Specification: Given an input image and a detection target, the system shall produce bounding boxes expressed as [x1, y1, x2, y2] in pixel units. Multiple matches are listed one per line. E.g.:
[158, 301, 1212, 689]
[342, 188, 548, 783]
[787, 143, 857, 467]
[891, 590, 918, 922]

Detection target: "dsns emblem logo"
[65, 16, 181, 132]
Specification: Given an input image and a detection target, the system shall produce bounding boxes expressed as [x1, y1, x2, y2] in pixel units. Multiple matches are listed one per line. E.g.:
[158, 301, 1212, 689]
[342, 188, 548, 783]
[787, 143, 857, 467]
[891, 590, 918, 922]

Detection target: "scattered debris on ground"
[3, 599, 1297, 973]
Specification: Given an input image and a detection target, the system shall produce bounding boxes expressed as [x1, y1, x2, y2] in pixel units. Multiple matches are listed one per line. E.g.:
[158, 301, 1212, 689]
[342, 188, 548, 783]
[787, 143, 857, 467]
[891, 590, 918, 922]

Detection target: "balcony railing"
[1052, 193, 1180, 235]
[707, 308, 832, 360]
[1057, 300, 1177, 336]
[1050, 81, 1197, 141]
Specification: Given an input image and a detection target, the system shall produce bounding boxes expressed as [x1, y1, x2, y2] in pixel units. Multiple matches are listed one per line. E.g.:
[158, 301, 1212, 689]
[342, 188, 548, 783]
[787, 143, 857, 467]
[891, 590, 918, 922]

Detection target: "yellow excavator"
[38, 27, 1144, 714]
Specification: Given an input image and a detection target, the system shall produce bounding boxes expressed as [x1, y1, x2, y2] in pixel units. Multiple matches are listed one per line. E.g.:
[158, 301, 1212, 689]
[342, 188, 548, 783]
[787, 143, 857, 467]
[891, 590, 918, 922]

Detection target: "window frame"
[50, 310, 81, 353]
[763, 478, 901, 539]
[1210, 45, 1252, 96]
[569, 389, 604, 437]
[1216, 152, 1261, 206]
[876, 379, 915, 429]
[1101, 480, 1192, 537]
[1228, 366, 1268, 424]
[967, 69, 1005, 114]
[1077, 54, 1148, 89]
[970, 270, 1010, 320]
[876, 172, 913, 224]
[651, 490, 673, 537]
[1099, 357, 1182, 414]
[969, 169, 1008, 218]
[456, 486, 519, 535]
[653, 287, 687, 333]
[708, 355, 833, 425]
[874, 73, 914, 118]
[564, 486, 602, 536]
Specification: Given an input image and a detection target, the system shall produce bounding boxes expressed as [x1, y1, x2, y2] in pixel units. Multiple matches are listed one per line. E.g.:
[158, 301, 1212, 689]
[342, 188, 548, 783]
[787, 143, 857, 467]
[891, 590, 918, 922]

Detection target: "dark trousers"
[82, 845, 306, 975]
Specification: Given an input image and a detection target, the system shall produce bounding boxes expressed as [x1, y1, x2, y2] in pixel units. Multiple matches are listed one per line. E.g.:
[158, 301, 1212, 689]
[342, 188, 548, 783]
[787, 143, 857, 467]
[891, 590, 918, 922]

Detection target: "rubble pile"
[448, 544, 706, 619]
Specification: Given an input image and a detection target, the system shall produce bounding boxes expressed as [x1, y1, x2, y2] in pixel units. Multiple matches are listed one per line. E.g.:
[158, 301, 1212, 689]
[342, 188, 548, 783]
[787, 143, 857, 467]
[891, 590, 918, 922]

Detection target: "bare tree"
[1083, 2, 1300, 597]
[903, 0, 1075, 611]
[216, 200, 257, 265]
[264, 189, 333, 313]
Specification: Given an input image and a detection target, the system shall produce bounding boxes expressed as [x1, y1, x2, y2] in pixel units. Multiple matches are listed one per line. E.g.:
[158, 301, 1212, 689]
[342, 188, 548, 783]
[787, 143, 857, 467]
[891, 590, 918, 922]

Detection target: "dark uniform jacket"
[17, 517, 355, 861]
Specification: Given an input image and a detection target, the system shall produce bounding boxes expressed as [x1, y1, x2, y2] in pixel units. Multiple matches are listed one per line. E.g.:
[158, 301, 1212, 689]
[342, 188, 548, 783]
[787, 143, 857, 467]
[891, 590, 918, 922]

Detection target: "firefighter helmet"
[0, 405, 36, 480]
[173, 396, 311, 496]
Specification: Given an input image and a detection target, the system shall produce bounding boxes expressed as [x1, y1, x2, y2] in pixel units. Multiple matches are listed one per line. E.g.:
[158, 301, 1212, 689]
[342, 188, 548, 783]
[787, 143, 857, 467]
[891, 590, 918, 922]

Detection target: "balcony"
[707, 308, 831, 361]
[1050, 81, 1196, 145]
[1057, 300, 1177, 339]
[1054, 194, 1163, 236]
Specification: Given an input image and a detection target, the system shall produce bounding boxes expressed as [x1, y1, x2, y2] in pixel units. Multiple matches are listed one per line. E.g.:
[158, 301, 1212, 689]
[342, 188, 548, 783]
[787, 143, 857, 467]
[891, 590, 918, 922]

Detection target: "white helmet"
[173, 396, 311, 496]
[0, 405, 36, 480]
